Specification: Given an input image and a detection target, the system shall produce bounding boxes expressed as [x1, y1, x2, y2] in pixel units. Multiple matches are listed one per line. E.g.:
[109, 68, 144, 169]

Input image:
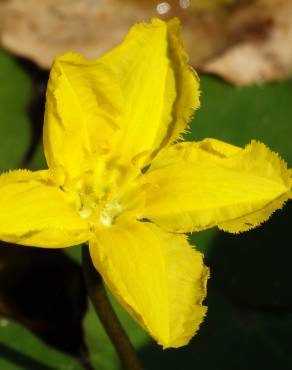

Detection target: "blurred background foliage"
[0, 11, 292, 370]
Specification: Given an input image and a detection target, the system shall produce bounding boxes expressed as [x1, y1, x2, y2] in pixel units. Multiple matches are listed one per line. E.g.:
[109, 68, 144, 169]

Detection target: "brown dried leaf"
[0, 0, 292, 85]
[202, 0, 292, 85]
[0, 0, 229, 68]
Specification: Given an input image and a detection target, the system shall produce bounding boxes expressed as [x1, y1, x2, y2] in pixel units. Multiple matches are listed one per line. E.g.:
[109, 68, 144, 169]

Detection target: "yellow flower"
[0, 18, 291, 348]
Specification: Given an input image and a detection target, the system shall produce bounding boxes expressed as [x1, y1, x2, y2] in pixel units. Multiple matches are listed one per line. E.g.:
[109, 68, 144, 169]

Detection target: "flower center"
[78, 191, 122, 227]
[99, 201, 122, 227]
[68, 158, 139, 227]
[75, 175, 123, 227]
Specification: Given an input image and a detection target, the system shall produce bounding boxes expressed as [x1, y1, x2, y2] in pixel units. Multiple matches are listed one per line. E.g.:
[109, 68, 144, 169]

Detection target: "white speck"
[0, 319, 8, 327]
[79, 208, 92, 219]
[179, 0, 191, 8]
[157, 2, 171, 15]
[100, 213, 112, 227]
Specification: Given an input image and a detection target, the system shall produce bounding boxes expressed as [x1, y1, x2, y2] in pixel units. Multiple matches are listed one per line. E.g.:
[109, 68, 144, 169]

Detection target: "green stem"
[82, 245, 143, 370]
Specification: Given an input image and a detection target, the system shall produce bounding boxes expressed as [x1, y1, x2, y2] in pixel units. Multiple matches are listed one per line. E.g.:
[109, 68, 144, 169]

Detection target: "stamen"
[100, 201, 122, 227]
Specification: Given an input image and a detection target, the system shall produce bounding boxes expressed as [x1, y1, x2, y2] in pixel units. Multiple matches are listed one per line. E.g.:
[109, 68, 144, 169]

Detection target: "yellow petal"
[44, 52, 123, 180]
[99, 18, 200, 164]
[140, 139, 292, 233]
[89, 221, 208, 348]
[0, 170, 89, 247]
[44, 19, 199, 174]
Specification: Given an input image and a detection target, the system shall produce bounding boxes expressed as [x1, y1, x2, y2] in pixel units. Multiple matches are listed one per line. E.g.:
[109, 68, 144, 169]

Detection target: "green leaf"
[0, 317, 83, 370]
[206, 201, 292, 308]
[0, 51, 30, 171]
[187, 76, 292, 165]
[139, 285, 292, 370]
[83, 294, 150, 370]
[29, 142, 47, 171]
[64, 245, 83, 264]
